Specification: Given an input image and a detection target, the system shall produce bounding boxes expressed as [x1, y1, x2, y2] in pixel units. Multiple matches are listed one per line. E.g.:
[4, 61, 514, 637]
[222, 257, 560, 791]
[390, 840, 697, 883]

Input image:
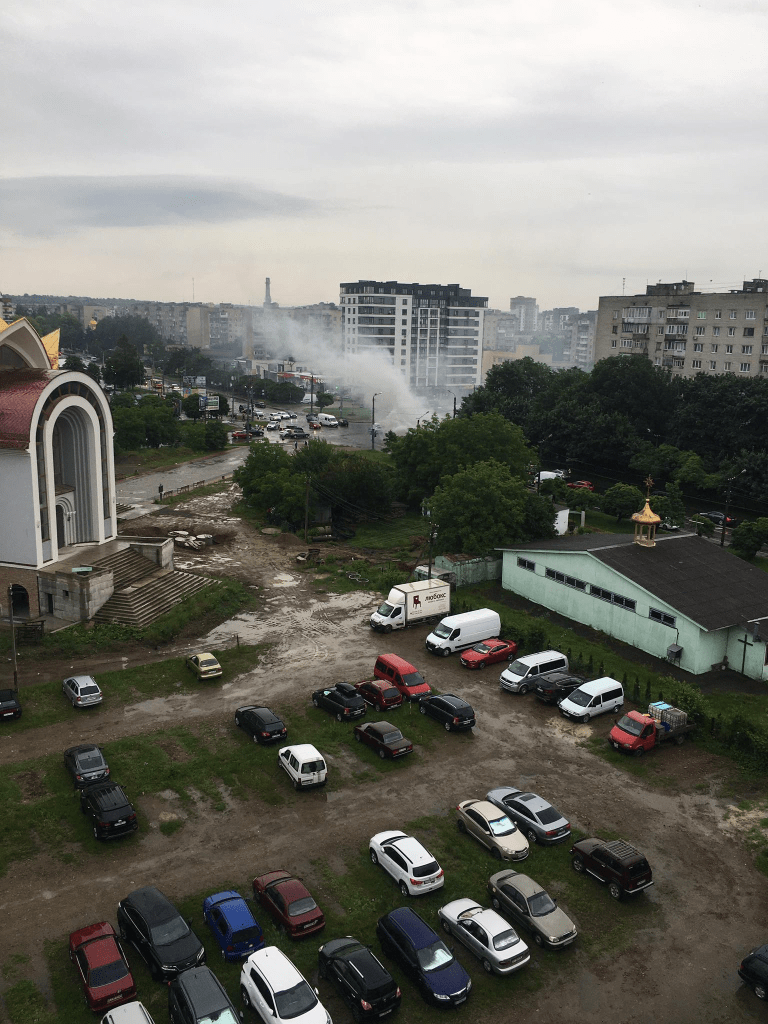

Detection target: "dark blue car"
[202, 890, 265, 962]
[376, 907, 471, 1008]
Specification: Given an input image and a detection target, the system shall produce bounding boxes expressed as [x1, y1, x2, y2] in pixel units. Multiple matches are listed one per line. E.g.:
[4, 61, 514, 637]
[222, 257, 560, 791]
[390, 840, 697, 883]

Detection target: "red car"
[354, 679, 404, 711]
[252, 871, 325, 939]
[567, 480, 595, 491]
[309, 421, 322, 430]
[68, 922, 136, 1013]
[460, 638, 518, 670]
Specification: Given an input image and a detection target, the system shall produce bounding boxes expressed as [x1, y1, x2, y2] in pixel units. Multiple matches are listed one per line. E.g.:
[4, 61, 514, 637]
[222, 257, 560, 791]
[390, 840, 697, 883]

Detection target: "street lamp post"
[444, 389, 457, 418]
[721, 469, 746, 547]
[417, 411, 430, 429]
[7, 586, 18, 690]
[371, 392, 382, 450]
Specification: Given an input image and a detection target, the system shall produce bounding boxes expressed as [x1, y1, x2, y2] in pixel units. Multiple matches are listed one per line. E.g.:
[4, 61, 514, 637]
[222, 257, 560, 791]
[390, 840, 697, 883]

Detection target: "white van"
[278, 743, 327, 789]
[425, 608, 501, 656]
[559, 677, 624, 722]
[318, 412, 338, 427]
[500, 650, 569, 694]
[101, 1004, 155, 1024]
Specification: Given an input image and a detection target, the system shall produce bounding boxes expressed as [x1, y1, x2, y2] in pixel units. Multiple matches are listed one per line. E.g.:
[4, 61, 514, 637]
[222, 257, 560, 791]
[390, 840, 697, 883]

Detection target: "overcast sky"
[3, 0, 767, 311]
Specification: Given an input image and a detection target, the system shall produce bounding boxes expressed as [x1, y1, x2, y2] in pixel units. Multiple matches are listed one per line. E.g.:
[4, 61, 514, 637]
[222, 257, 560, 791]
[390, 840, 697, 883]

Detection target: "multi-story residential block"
[594, 279, 768, 378]
[339, 280, 486, 389]
[509, 296, 538, 332]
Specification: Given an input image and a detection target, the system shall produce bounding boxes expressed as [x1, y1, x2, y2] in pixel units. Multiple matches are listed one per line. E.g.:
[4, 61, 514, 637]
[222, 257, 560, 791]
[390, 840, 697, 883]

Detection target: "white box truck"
[370, 580, 451, 633]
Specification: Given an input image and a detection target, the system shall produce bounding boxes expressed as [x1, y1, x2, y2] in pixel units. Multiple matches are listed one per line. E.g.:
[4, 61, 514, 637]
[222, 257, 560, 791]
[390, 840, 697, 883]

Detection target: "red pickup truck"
[609, 709, 695, 756]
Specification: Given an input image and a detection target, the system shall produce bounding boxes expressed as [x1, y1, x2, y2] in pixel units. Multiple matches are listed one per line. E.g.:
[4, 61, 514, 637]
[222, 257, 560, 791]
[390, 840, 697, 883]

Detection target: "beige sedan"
[456, 799, 529, 861]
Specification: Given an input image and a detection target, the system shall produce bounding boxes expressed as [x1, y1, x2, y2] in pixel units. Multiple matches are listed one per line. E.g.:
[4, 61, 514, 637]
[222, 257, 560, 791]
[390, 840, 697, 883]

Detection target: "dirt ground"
[3, 488, 767, 1024]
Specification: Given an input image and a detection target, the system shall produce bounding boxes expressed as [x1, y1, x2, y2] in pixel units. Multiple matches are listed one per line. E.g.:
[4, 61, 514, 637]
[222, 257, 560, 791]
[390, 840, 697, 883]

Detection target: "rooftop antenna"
[622, 277, 625, 295]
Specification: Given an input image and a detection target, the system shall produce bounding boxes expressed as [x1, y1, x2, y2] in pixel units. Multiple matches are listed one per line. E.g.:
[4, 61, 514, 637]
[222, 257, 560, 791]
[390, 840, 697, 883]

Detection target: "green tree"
[85, 361, 102, 384]
[63, 355, 86, 372]
[689, 514, 716, 538]
[730, 518, 768, 561]
[427, 461, 556, 555]
[110, 392, 136, 410]
[93, 314, 160, 353]
[103, 337, 145, 389]
[315, 392, 335, 409]
[162, 348, 214, 379]
[112, 408, 146, 452]
[601, 483, 645, 522]
[182, 394, 204, 421]
[204, 420, 229, 450]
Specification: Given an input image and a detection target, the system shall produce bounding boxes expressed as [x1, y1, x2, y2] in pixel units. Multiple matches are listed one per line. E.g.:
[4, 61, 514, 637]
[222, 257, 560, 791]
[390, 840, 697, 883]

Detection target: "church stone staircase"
[93, 547, 218, 627]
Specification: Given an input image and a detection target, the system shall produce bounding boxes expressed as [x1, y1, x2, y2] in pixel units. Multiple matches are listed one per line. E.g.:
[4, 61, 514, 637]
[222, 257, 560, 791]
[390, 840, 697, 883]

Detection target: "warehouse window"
[649, 608, 676, 627]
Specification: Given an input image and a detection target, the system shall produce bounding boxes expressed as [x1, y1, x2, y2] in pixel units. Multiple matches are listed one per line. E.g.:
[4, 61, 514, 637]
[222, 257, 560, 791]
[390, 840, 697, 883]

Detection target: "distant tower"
[264, 278, 272, 308]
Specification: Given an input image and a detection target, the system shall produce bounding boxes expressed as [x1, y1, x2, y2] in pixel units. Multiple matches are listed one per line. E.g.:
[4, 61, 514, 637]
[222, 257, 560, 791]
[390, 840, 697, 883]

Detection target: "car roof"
[377, 653, 417, 673]
[207, 892, 254, 928]
[123, 886, 177, 923]
[514, 650, 565, 664]
[510, 792, 551, 813]
[385, 907, 436, 950]
[66, 674, 99, 685]
[465, 799, 507, 820]
[454, 904, 511, 937]
[390, 834, 433, 866]
[175, 967, 229, 1014]
[84, 783, 128, 807]
[497, 872, 542, 898]
[100, 1002, 154, 1024]
[574, 676, 622, 695]
[280, 743, 322, 759]
[435, 694, 470, 708]
[247, 946, 302, 987]
[65, 743, 102, 757]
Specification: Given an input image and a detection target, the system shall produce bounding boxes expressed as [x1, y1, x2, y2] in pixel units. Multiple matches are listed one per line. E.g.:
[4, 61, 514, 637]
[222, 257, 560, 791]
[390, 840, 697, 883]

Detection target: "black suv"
[311, 682, 366, 721]
[318, 936, 401, 1020]
[80, 782, 137, 840]
[739, 943, 768, 1001]
[168, 966, 239, 1024]
[117, 886, 206, 981]
[65, 744, 110, 787]
[234, 705, 287, 744]
[418, 693, 476, 731]
[570, 838, 653, 899]
[534, 671, 586, 704]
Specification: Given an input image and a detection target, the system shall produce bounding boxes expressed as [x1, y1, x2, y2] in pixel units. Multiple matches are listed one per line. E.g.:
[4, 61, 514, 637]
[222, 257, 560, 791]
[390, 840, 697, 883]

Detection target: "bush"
[655, 676, 707, 719]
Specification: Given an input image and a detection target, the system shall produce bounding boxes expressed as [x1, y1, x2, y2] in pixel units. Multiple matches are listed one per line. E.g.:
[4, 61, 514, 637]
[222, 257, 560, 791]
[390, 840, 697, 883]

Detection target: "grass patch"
[159, 819, 184, 837]
[582, 510, 638, 534]
[114, 445, 229, 478]
[346, 512, 427, 553]
[155, 480, 234, 506]
[5, 979, 57, 1024]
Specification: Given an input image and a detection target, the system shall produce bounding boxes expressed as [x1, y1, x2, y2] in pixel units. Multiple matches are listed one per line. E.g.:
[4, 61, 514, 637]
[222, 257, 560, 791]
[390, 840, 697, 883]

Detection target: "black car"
[318, 936, 401, 1020]
[235, 705, 287, 744]
[534, 671, 586, 705]
[739, 943, 768, 1001]
[311, 682, 366, 721]
[337, 417, 349, 427]
[376, 908, 471, 1008]
[168, 966, 239, 1024]
[0, 689, 22, 721]
[255, 400, 266, 408]
[80, 782, 137, 840]
[64, 744, 110, 788]
[418, 693, 475, 732]
[698, 510, 737, 528]
[117, 886, 206, 982]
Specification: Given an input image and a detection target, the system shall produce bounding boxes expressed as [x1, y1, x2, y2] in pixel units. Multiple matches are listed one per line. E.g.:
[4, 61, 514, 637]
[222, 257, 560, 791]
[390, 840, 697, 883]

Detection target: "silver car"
[456, 799, 529, 861]
[488, 870, 577, 949]
[486, 787, 571, 846]
[437, 898, 530, 975]
[62, 674, 103, 708]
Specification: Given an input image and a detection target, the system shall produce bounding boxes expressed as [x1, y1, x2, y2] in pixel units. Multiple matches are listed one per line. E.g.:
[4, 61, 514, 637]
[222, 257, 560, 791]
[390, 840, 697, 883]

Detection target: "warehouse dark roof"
[498, 534, 768, 632]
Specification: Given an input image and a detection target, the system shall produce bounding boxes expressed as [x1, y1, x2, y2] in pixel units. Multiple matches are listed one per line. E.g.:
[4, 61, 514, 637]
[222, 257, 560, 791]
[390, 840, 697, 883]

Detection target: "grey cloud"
[0, 176, 318, 235]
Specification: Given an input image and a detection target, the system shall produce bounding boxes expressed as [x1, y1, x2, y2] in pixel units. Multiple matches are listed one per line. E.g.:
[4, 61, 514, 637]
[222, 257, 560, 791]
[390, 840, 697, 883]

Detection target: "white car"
[62, 674, 103, 708]
[100, 1003, 155, 1024]
[278, 744, 327, 790]
[437, 898, 530, 975]
[266, 421, 279, 431]
[276, 411, 292, 420]
[240, 947, 331, 1024]
[369, 830, 444, 896]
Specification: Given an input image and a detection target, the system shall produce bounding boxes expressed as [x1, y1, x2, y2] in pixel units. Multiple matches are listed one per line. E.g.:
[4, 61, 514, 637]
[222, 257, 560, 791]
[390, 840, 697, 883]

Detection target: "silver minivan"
[500, 651, 568, 694]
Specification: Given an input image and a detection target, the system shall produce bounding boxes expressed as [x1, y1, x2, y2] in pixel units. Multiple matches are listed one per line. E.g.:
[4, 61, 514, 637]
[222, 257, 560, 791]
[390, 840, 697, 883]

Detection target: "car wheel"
[92, 826, 101, 841]
[633, 747, 644, 757]
[419, 705, 427, 715]
[482, 958, 493, 974]
[355, 731, 362, 742]
[491, 896, 501, 911]
[754, 982, 767, 1000]
[312, 698, 319, 707]
[241, 985, 252, 1009]
[252, 733, 259, 744]
[456, 818, 467, 833]
[441, 648, 451, 657]
[234, 715, 240, 726]
[581, 714, 590, 724]
[444, 721, 451, 732]
[336, 712, 343, 722]
[150, 961, 161, 982]
[608, 882, 622, 900]
[399, 881, 410, 897]
[572, 855, 584, 873]
[384, 625, 392, 634]
[441, 919, 451, 935]
[533, 933, 544, 947]
[370, 849, 378, 865]
[294, 779, 302, 791]
[478, 662, 485, 670]
[318, 959, 328, 980]
[491, 847, 502, 860]
[378, 749, 386, 759]
[518, 684, 529, 695]
[351, 1002, 364, 1024]
[526, 828, 538, 844]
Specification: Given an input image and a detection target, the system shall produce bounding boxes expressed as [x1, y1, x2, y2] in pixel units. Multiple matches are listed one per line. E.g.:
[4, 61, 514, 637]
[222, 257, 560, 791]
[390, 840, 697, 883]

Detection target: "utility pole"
[722, 469, 746, 547]
[8, 586, 18, 690]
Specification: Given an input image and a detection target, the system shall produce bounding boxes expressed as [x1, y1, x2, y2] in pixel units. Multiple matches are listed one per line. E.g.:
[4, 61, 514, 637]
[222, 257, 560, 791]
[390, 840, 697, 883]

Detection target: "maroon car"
[69, 922, 136, 1013]
[252, 871, 325, 938]
[354, 721, 413, 759]
[460, 639, 518, 670]
[354, 679, 404, 711]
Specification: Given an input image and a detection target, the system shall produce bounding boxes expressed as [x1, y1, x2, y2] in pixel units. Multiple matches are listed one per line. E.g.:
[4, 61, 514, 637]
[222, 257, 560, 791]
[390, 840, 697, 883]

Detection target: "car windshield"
[538, 807, 561, 825]
[150, 915, 189, 946]
[199, 1010, 239, 1024]
[383, 687, 399, 699]
[377, 602, 396, 617]
[489, 815, 516, 837]
[416, 940, 453, 972]
[616, 715, 645, 736]
[89, 959, 129, 988]
[287, 897, 317, 917]
[564, 688, 590, 707]
[528, 891, 556, 917]
[0, 698, 17, 708]
[432, 624, 452, 639]
[274, 980, 318, 1019]
[413, 860, 439, 878]
[301, 760, 325, 774]
[80, 686, 100, 696]
[78, 752, 104, 770]
[507, 660, 528, 676]
[492, 928, 520, 951]
[232, 925, 262, 944]
[382, 731, 403, 744]
[472, 643, 491, 654]
[402, 672, 426, 688]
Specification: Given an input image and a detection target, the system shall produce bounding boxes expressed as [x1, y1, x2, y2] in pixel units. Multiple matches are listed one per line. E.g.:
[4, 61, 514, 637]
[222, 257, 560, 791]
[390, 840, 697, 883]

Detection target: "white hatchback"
[240, 947, 331, 1024]
[369, 830, 444, 896]
[278, 744, 327, 790]
[100, 1003, 154, 1024]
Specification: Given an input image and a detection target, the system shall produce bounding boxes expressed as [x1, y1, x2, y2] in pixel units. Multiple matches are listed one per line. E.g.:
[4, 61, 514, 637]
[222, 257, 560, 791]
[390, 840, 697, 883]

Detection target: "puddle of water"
[124, 694, 206, 718]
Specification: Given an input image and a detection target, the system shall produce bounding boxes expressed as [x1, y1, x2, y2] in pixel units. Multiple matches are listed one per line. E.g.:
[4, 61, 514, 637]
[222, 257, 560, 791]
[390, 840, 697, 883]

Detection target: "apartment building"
[594, 279, 768, 377]
[339, 280, 486, 389]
